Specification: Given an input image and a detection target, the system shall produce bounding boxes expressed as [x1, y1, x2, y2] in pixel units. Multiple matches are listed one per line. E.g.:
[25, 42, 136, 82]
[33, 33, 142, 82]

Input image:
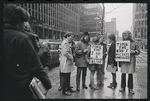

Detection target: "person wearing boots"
[119, 30, 140, 94]
[107, 34, 118, 89]
[74, 32, 90, 92]
[59, 33, 75, 96]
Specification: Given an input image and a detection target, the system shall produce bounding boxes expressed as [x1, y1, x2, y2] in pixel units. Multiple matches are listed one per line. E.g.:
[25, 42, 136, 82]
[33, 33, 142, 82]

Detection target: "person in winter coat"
[59, 33, 75, 96]
[24, 22, 39, 53]
[74, 32, 90, 92]
[3, 4, 51, 99]
[58, 33, 75, 92]
[119, 30, 140, 94]
[37, 41, 52, 73]
[107, 34, 118, 89]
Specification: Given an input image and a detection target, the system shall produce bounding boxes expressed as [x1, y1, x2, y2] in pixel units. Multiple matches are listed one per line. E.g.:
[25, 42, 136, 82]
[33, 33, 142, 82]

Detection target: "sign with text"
[116, 41, 130, 62]
[89, 45, 103, 64]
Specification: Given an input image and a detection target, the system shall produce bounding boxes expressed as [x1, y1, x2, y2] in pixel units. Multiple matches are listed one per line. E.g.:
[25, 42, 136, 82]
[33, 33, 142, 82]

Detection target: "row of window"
[134, 27, 147, 39]
[136, 3, 147, 12]
[135, 12, 147, 19]
[135, 19, 147, 26]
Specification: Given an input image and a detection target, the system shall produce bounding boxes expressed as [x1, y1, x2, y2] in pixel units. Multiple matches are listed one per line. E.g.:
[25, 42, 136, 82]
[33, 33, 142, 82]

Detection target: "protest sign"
[89, 44, 103, 64]
[115, 41, 130, 62]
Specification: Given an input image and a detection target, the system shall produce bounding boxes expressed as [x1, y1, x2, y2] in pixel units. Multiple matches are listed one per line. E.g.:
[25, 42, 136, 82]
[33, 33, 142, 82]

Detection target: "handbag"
[106, 65, 117, 73]
[29, 77, 48, 99]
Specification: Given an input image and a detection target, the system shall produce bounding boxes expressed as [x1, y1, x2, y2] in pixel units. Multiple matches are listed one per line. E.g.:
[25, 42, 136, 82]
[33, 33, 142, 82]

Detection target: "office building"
[133, 3, 147, 49]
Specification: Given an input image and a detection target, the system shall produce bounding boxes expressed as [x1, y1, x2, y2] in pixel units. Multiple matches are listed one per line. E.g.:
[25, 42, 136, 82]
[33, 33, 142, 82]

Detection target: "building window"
[141, 27, 143, 38]
[139, 20, 140, 25]
[138, 28, 140, 32]
[135, 31, 137, 38]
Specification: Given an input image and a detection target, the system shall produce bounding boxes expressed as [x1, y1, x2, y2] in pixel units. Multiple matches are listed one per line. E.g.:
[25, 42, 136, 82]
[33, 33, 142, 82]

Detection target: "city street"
[46, 51, 147, 99]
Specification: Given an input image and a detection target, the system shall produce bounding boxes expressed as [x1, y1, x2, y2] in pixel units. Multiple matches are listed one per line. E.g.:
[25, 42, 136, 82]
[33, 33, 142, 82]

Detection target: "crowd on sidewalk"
[3, 4, 141, 99]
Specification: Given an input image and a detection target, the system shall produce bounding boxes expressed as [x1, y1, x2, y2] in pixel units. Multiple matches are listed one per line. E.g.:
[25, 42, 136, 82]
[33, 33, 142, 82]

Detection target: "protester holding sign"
[87, 36, 107, 90]
[119, 30, 140, 94]
[106, 34, 118, 89]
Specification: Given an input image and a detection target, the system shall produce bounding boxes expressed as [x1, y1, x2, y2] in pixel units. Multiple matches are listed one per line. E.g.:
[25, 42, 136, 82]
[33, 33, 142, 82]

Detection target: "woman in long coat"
[119, 30, 140, 94]
[106, 34, 118, 88]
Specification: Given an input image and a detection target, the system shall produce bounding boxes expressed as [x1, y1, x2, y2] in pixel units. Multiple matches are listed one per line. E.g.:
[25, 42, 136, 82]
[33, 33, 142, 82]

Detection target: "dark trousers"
[59, 72, 63, 87]
[61, 72, 71, 90]
[76, 67, 87, 88]
[121, 73, 133, 89]
[112, 73, 117, 84]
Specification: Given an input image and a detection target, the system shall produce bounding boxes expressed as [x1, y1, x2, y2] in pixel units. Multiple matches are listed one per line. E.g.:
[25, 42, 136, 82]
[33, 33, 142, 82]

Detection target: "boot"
[82, 84, 88, 89]
[62, 88, 71, 96]
[119, 88, 125, 92]
[129, 89, 135, 94]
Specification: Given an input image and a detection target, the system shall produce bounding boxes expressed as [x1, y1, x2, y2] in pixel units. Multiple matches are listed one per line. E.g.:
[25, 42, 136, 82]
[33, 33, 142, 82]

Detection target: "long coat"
[3, 24, 51, 99]
[119, 41, 140, 74]
[107, 41, 117, 66]
[74, 41, 89, 67]
[60, 40, 74, 73]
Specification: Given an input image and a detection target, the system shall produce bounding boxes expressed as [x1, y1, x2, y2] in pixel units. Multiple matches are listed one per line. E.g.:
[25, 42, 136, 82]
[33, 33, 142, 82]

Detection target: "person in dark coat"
[74, 32, 90, 92]
[3, 4, 52, 99]
[24, 22, 39, 53]
[106, 34, 118, 88]
[37, 41, 52, 73]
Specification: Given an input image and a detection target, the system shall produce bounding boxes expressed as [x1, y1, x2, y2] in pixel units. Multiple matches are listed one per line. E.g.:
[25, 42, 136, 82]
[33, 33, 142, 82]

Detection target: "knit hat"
[83, 32, 89, 36]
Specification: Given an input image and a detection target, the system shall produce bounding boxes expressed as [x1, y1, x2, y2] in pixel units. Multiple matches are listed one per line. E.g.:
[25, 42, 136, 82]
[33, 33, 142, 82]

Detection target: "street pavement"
[46, 51, 147, 99]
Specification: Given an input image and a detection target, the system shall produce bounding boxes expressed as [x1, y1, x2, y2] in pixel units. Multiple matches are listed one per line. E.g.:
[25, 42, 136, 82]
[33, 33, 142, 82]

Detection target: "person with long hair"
[119, 30, 140, 94]
[107, 34, 118, 88]
[74, 32, 90, 92]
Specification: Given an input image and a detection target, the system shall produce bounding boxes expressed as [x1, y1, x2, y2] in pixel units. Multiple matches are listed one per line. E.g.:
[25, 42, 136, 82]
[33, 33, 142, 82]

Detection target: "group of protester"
[58, 31, 140, 96]
[3, 4, 141, 99]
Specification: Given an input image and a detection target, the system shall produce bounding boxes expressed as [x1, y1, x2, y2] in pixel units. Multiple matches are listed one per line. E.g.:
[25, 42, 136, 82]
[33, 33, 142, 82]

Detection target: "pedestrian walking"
[3, 4, 51, 99]
[74, 32, 90, 92]
[119, 30, 140, 94]
[106, 34, 118, 89]
[59, 33, 75, 96]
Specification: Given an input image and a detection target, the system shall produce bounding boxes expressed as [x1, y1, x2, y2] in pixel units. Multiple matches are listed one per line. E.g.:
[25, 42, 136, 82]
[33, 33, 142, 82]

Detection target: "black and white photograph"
[3, 2, 147, 99]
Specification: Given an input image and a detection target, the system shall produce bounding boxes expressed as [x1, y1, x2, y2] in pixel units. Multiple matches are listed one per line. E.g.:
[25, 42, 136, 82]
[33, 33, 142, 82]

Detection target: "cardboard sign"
[115, 41, 130, 62]
[89, 44, 103, 64]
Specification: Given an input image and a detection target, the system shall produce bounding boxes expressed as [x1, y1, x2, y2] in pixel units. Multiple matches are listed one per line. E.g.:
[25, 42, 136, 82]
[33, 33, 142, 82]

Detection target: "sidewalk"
[46, 53, 147, 99]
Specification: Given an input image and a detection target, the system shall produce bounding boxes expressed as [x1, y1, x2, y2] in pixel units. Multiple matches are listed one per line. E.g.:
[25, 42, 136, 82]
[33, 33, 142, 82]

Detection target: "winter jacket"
[4, 24, 51, 99]
[59, 39, 74, 73]
[38, 44, 52, 68]
[74, 41, 89, 67]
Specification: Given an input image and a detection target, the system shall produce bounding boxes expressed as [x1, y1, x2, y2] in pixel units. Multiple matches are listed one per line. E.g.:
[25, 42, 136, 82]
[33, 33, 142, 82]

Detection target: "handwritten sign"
[89, 45, 103, 64]
[115, 41, 130, 62]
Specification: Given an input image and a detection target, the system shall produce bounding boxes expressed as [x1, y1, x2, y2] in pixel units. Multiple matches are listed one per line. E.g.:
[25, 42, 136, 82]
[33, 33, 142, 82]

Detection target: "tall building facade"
[133, 3, 147, 49]
[13, 3, 81, 41]
[105, 18, 117, 36]
[80, 3, 103, 37]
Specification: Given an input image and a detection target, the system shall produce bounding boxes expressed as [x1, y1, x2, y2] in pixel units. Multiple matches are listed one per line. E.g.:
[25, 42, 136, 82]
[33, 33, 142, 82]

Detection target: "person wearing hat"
[74, 32, 90, 91]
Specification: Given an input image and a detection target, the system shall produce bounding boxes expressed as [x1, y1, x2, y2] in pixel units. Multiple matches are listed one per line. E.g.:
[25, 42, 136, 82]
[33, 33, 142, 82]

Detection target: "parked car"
[43, 42, 61, 65]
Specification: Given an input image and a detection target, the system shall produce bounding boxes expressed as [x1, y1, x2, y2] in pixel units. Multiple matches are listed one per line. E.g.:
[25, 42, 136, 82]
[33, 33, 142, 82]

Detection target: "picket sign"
[115, 41, 130, 62]
[89, 44, 103, 64]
